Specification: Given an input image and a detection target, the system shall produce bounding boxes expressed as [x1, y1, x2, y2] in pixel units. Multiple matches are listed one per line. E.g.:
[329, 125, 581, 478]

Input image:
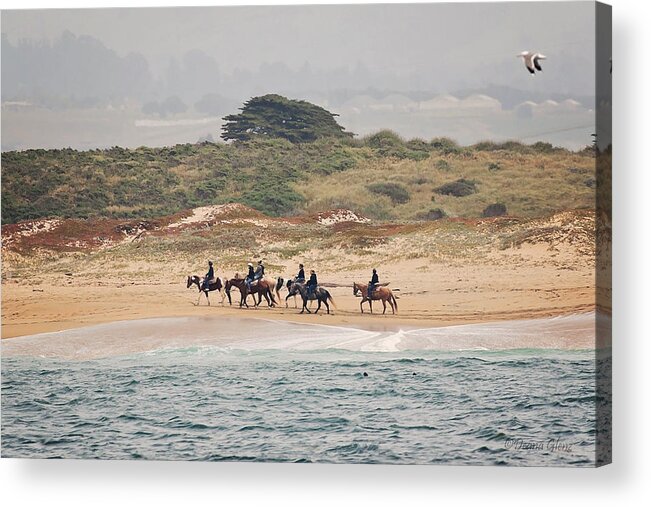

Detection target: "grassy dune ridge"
[1, 132, 595, 225]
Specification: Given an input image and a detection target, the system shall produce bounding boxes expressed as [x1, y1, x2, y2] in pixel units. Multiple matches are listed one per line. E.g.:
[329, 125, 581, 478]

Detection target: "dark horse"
[276, 276, 311, 308]
[187, 275, 224, 306]
[225, 276, 277, 308]
[286, 282, 336, 315]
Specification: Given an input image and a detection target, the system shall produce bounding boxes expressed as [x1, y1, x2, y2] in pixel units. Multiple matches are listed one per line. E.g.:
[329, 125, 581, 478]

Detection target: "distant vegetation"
[221, 94, 352, 143]
[366, 182, 411, 204]
[482, 203, 508, 217]
[434, 178, 478, 197]
[1, 131, 596, 225]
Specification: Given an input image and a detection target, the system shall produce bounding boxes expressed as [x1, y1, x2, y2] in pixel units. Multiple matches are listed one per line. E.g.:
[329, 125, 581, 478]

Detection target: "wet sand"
[1, 312, 603, 360]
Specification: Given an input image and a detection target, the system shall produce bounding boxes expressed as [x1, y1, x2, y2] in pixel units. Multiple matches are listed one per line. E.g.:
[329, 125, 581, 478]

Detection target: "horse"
[287, 282, 336, 315]
[225, 276, 277, 308]
[353, 282, 398, 315]
[276, 276, 312, 308]
[187, 275, 224, 306]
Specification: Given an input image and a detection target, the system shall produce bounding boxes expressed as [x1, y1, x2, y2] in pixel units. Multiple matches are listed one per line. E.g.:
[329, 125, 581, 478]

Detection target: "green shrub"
[314, 150, 357, 175]
[473, 140, 528, 153]
[416, 208, 447, 220]
[487, 162, 502, 172]
[434, 178, 478, 197]
[365, 130, 405, 150]
[405, 138, 430, 152]
[366, 182, 411, 204]
[482, 203, 507, 217]
[429, 137, 459, 153]
[435, 159, 451, 171]
[530, 141, 557, 154]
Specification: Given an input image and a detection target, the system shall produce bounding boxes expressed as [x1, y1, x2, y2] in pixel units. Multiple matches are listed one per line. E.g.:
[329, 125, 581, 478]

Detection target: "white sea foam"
[1, 312, 603, 360]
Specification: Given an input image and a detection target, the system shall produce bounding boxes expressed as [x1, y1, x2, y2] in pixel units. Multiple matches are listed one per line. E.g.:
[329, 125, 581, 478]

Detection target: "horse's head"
[287, 282, 302, 296]
[187, 276, 196, 289]
[353, 282, 359, 296]
[287, 279, 293, 289]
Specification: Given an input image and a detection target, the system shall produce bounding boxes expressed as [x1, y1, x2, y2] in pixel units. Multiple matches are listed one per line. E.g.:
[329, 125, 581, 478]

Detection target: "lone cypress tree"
[221, 94, 353, 143]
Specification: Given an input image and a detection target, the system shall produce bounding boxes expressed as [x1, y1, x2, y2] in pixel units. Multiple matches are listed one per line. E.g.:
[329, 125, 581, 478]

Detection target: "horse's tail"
[224, 279, 233, 305]
[275, 277, 284, 299]
[327, 291, 337, 309]
[391, 292, 398, 312]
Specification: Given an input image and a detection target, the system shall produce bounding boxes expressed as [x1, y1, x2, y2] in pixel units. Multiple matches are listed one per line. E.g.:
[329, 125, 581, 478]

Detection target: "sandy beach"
[1, 205, 606, 351]
[2, 246, 598, 339]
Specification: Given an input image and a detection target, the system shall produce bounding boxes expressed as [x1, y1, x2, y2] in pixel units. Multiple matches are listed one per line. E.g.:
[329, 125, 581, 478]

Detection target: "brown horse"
[187, 275, 224, 306]
[353, 282, 398, 314]
[225, 276, 277, 308]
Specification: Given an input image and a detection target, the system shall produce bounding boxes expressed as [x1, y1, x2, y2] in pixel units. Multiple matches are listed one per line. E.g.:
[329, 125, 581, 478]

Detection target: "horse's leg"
[206, 291, 211, 307]
[197, 293, 202, 306]
[323, 298, 330, 315]
[294, 295, 298, 308]
[369, 300, 373, 314]
[382, 299, 387, 315]
[315, 299, 321, 314]
[360, 298, 365, 314]
[304, 297, 311, 314]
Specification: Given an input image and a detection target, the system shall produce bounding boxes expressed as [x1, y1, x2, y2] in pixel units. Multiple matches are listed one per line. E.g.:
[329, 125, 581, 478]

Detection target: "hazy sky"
[2, 3, 595, 91]
[1, 2, 601, 150]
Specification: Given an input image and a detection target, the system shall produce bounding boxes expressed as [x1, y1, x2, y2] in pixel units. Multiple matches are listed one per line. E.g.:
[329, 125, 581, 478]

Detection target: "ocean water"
[1, 315, 609, 466]
[1, 317, 604, 466]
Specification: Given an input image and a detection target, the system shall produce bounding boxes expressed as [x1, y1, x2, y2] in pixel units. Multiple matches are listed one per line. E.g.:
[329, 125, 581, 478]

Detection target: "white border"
[1, 0, 650, 505]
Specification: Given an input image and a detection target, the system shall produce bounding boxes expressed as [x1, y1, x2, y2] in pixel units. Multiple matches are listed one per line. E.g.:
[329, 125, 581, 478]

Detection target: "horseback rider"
[202, 260, 215, 291]
[254, 260, 265, 282]
[245, 262, 255, 291]
[306, 269, 318, 297]
[368, 268, 379, 299]
[295, 263, 305, 284]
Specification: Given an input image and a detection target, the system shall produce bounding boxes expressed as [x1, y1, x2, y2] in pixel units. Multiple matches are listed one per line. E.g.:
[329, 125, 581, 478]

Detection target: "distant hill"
[1, 134, 595, 225]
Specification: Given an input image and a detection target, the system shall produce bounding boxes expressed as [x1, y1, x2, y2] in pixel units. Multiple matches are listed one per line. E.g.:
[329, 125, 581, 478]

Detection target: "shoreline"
[1, 311, 604, 361]
[1, 287, 595, 340]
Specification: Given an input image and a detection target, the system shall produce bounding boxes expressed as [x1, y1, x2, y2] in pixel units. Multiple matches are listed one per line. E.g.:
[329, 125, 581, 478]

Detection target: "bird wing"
[533, 54, 544, 71]
[523, 53, 536, 74]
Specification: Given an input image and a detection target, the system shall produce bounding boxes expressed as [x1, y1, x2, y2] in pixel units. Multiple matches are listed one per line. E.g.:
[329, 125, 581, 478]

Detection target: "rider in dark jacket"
[307, 270, 318, 296]
[254, 260, 265, 281]
[245, 263, 255, 291]
[296, 263, 305, 283]
[368, 268, 379, 299]
[202, 261, 214, 291]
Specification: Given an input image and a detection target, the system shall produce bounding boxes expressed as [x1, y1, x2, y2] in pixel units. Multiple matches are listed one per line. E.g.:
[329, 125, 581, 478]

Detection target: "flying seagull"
[517, 51, 547, 74]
